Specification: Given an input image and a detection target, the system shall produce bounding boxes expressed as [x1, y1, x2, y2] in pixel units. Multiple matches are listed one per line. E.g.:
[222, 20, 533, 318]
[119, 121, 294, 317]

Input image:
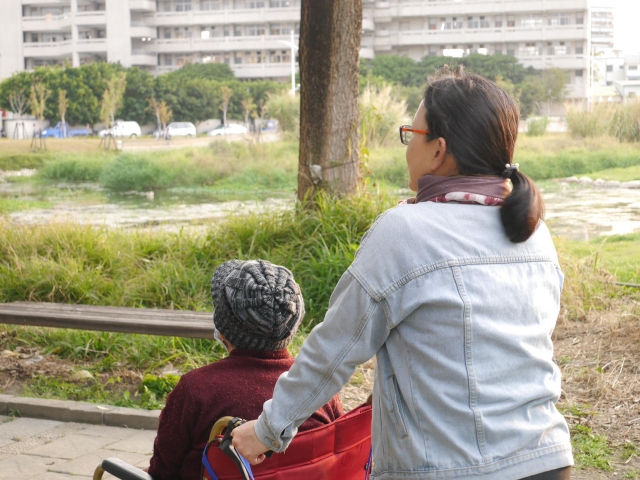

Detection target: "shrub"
[266, 92, 300, 136]
[99, 155, 170, 192]
[567, 101, 640, 142]
[527, 117, 549, 137]
[39, 157, 107, 182]
[360, 83, 408, 148]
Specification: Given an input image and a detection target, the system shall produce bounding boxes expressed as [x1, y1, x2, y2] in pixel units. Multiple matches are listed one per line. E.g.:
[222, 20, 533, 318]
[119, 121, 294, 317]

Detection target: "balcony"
[360, 47, 375, 59]
[130, 24, 157, 39]
[22, 14, 73, 31]
[155, 35, 297, 53]
[75, 11, 107, 26]
[518, 54, 588, 70]
[154, 7, 299, 27]
[131, 52, 158, 66]
[129, 0, 156, 12]
[394, 24, 587, 47]
[386, 0, 589, 18]
[362, 18, 375, 32]
[76, 38, 107, 53]
[21, 0, 70, 4]
[23, 40, 73, 57]
[230, 63, 295, 79]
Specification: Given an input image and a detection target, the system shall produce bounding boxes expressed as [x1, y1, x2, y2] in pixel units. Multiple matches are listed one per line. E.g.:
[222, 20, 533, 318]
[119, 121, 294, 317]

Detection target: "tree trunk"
[297, 0, 362, 200]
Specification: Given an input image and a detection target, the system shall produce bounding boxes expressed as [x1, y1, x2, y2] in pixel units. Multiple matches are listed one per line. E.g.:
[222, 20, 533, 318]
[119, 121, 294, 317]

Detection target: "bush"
[39, 157, 107, 182]
[99, 155, 170, 192]
[267, 92, 300, 136]
[567, 101, 640, 142]
[360, 83, 408, 148]
[527, 117, 549, 137]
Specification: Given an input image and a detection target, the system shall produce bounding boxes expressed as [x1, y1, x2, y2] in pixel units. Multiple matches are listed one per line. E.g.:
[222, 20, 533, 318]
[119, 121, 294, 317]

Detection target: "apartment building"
[590, 5, 614, 55]
[0, 0, 599, 101]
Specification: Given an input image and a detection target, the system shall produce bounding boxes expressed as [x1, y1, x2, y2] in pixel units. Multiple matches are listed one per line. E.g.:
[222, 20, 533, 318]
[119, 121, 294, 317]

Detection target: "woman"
[232, 66, 573, 480]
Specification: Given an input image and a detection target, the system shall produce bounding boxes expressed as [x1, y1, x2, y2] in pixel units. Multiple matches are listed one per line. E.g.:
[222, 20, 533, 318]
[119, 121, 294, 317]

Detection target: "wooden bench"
[0, 302, 214, 339]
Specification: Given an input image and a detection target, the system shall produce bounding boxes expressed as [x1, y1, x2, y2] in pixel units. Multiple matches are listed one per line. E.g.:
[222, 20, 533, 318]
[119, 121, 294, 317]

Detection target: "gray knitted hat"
[211, 259, 305, 351]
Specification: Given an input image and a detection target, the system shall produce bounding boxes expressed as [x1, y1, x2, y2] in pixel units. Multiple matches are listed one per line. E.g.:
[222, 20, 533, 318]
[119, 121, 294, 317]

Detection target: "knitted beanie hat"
[211, 259, 305, 351]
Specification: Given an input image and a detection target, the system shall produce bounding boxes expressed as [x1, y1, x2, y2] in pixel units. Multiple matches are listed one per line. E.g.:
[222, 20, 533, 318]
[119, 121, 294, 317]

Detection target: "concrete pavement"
[0, 416, 155, 479]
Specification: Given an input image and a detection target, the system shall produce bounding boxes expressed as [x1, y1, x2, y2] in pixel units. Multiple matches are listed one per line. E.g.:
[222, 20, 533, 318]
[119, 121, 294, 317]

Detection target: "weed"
[623, 442, 639, 462]
[625, 469, 640, 479]
[559, 403, 592, 418]
[527, 117, 549, 137]
[571, 424, 613, 471]
[0, 198, 52, 214]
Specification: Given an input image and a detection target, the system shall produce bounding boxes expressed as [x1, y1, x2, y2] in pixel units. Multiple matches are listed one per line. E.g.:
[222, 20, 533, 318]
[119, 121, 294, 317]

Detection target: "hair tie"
[502, 163, 519, 178]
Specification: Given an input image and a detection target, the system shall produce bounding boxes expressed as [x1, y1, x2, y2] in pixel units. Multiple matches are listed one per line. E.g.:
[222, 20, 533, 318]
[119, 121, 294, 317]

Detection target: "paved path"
[0, 416, 154, 479]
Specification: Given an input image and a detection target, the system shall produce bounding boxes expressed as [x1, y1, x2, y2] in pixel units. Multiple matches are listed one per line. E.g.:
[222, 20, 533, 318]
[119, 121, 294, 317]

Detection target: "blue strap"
[202, 441, 256, 480]
[202, 443, 218, 480]
[364, 447, 373, 480]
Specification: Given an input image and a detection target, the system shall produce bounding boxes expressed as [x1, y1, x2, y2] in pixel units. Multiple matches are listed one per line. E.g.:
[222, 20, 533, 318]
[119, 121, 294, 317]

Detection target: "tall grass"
[527, 117, 549, 137]
[360, 83, 408, 148]
[566, 101, 640, 142]
[267, 92, 300, 136]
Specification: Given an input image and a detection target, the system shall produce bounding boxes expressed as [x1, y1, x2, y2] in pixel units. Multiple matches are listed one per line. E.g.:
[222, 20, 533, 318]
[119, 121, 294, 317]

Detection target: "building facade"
[0, 0, 604, 101]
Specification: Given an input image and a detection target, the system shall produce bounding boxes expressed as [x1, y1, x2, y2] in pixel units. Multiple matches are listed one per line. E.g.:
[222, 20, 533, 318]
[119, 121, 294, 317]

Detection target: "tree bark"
[298, 0, 362, 200]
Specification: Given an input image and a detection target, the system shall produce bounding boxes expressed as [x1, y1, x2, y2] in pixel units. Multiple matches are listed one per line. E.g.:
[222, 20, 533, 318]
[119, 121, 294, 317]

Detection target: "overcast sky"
[608, 0, 640, 54]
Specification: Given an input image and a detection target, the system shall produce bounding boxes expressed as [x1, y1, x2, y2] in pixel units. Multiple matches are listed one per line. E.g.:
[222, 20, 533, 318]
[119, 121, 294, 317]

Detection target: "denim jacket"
[255, 202, 573, 479]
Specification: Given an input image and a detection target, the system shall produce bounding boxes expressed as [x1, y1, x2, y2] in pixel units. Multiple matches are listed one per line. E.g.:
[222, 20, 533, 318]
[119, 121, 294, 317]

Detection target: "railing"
[155, 34, 297, 52]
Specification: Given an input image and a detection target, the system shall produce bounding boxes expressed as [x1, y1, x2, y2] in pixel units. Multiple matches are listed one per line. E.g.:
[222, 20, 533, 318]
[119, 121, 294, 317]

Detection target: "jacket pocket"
[386, 375, 409, 439]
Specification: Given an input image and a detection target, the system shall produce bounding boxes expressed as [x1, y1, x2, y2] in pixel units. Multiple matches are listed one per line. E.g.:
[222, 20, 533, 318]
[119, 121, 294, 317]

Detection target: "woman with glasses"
[232, 66, 573, 480]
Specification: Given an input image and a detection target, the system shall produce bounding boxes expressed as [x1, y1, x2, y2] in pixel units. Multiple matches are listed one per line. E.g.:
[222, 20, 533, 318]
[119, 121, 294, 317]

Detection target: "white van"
[98, 121, 142, 138]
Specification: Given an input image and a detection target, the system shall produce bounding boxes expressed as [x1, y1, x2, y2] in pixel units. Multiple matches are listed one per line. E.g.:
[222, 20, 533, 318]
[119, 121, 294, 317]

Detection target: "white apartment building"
[0, 0, 601, 101]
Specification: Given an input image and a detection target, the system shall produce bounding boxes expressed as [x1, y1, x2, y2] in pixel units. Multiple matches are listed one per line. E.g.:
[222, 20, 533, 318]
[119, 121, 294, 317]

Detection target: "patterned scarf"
[406, 175, 511, 206]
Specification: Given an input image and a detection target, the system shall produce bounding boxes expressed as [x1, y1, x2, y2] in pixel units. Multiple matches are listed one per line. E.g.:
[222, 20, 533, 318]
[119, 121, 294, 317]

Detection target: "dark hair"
[423, 65, 544, 243]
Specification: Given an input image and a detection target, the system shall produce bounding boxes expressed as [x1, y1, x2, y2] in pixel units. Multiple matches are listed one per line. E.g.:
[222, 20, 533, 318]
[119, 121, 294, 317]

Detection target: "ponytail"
[500, 170, 545, 243]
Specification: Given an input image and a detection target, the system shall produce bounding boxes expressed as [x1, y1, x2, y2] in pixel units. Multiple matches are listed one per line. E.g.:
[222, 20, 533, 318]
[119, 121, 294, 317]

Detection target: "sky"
[608, 0, 640, 54]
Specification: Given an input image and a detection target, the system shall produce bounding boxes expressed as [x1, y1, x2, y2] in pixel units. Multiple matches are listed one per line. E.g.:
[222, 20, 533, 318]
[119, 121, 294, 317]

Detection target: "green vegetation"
[624, 470, 640, 480]
[571, 424, 614, 471]
[584, 164, 640, 182]
[0, 198, 52, 214]
[622, 442, 639, 462]
[21, 372, 182, 410]
[567, 102, 640, 143]
[527, 117, 549, 137]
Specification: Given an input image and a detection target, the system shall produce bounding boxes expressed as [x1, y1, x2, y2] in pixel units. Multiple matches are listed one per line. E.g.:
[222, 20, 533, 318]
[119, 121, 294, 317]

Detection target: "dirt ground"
[1, 298, 640, 478]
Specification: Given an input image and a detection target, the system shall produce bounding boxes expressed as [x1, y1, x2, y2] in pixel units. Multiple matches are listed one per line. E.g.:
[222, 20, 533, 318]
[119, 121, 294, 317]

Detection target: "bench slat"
[0, 302, 214, 339]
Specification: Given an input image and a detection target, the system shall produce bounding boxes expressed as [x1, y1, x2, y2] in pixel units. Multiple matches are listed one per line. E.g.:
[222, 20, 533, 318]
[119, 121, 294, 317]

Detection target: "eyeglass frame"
[399, 125, 430, 145]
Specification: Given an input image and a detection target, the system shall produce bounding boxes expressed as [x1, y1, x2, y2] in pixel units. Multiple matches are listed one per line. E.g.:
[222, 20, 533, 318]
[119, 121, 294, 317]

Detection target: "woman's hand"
[231, 420, 270, 465]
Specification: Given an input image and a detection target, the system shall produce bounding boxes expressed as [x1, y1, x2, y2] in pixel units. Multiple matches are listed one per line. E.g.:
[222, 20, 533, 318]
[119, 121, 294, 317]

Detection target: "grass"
[0, 198, 52, 213]
[582, 164, 640, 182]
[571, 424, 614, 471]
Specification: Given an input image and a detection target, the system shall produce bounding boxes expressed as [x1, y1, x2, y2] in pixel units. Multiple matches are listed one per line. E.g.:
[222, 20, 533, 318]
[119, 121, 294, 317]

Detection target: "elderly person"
[148, 259, 344, 480]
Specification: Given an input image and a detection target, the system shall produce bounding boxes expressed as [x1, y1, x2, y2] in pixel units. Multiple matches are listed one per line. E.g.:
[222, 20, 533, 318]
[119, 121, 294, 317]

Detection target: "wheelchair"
[93, 404, 372, 480]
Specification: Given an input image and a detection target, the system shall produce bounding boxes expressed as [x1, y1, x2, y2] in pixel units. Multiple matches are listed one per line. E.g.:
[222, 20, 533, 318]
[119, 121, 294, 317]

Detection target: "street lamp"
[277, 30, 298, 96]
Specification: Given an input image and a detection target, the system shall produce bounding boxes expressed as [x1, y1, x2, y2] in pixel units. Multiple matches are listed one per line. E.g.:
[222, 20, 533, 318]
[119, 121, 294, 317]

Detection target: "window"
[494, 46, 502, 54]
[270, 50, 290, 63]
[160, 1, 171, 12]
[479, 16, 490, 28]
[245, 24, 266, 36]
[576, 45, 584, 54]
[270, 0, 292, 7]
[520, 14, 542, 27]
[520, 42, 539, 56]
[399, 21, 410, 31]
[175, 55, 186, 67]
[428, 45, 437, 56]
[234, 25, 243, 36]
[576, 14, 584, 25]
[468, 16, 479, 29]
[270, 24, 292, 35]
[560, 13, 571, 25]
[244, 51, 264, 64]
[507, 43, 515, 56]
[164, 28, 172, 39]
[175, 0, 191, 12]
[201, 0, 221, 10]
[246, 1, 265, 7]
[606, 65, 613, 72]
[163, 54, 173, 66]
[224, 25, 231, 37]
[495, 17, 503, 28]
[174, 27, 192, 38]
[452, 17, 463, 29]
[555, 42, 567, 55]
[234, 53, 243, 64]
[507, 15, 515, 27]
[575, 70, 583, 85]
[629, 65, 639, 71]
[428, 18, 437, 30]
[548, 14, 559, 26]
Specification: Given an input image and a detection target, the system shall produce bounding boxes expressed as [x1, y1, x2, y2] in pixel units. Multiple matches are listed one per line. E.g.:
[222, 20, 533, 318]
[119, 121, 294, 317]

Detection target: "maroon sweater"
[148, 348, 344, 480]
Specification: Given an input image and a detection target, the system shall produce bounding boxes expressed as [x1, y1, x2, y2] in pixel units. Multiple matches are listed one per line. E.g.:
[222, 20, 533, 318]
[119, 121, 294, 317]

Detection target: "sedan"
[166, 122, 197, 137]
[208, 124, 248, 136]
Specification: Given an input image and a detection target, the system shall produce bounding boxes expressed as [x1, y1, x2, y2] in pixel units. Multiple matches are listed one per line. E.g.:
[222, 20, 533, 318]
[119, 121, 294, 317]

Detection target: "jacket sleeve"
[254, 269, 389, 452]
[148, 379, 197, 480]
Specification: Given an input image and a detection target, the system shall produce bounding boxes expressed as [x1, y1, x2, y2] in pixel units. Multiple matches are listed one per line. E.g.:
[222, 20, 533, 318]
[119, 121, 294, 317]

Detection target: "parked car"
[98, 121, 142, 138]
[208, 124, 248, 136]
[41, 122, 92, 138]
[166, 122, 197, 137]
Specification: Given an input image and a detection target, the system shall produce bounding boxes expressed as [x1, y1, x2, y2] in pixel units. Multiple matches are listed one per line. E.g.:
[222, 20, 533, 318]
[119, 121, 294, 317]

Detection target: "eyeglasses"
[399, 125, 429, 145]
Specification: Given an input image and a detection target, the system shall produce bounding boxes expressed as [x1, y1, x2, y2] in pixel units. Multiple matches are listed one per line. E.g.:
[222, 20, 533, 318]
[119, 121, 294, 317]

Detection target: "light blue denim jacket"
[255, 202, 573, 479]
